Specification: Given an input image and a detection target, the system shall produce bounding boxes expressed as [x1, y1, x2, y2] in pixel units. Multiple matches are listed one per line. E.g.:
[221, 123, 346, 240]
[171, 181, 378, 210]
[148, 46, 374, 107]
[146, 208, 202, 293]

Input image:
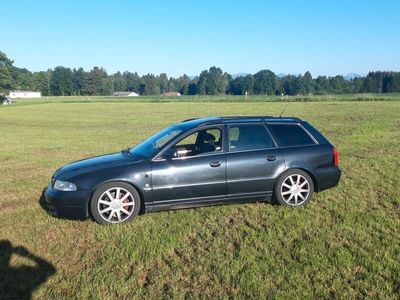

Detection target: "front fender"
[69, 163, 152, 205]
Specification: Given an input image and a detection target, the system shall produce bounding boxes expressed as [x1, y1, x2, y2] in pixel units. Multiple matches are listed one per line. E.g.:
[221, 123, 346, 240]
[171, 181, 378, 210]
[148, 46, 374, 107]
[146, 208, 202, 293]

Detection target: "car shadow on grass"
[0, 240, 56, 300]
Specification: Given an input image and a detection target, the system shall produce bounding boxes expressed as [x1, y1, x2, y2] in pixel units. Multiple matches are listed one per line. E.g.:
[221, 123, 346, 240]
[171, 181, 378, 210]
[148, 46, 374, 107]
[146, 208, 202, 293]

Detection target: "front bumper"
[44, 184, 91, 219]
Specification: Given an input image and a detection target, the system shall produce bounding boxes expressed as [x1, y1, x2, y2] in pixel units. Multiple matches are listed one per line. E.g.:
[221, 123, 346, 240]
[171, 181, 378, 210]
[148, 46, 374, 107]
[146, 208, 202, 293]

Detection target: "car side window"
[229, 124, 274, 152]
[267, 124, 315, 147]
[172, 128, 222, 158]
[175, 132, 199, 147]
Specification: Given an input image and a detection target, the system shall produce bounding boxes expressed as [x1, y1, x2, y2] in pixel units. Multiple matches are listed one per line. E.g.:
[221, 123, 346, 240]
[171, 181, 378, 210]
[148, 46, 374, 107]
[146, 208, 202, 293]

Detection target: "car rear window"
[267, 124, 315, 147]
[229, 124, 274, 152]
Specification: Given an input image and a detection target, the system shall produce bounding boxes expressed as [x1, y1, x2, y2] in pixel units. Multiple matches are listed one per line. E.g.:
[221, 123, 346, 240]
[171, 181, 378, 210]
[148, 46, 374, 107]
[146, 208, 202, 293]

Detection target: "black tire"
[274, 169, 314, 207]
[90, 182, 141, 225]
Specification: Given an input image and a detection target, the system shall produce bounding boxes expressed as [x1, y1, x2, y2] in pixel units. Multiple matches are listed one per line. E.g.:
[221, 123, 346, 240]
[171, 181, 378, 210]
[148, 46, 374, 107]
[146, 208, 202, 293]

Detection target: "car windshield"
[129, 125, 183, 158]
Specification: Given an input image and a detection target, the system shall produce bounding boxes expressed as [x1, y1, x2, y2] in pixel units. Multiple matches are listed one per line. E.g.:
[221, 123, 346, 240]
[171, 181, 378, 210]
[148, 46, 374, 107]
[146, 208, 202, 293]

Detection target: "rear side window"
[229, 124, 274, 152]
[268, 124, 315, 147]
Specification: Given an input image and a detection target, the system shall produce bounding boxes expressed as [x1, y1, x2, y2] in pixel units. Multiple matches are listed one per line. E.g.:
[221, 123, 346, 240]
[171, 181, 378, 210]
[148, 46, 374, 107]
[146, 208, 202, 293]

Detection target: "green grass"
[0, 96, 399, 298]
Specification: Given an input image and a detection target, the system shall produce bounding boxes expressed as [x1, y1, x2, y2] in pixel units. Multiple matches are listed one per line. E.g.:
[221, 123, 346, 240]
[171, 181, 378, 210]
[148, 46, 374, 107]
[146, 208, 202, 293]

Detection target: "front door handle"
[209, 161, 222, 167]
[266, 155, 276, 161]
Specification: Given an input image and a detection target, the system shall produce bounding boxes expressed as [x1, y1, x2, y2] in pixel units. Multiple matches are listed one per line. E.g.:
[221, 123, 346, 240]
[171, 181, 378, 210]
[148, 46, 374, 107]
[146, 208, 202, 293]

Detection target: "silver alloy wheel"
[97, 187, 135, 223]
[280, 174, 310, 206]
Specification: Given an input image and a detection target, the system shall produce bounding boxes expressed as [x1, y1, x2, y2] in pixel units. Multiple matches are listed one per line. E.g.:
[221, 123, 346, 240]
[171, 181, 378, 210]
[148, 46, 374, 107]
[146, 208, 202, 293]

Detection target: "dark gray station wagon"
[45, 116, 341, 224]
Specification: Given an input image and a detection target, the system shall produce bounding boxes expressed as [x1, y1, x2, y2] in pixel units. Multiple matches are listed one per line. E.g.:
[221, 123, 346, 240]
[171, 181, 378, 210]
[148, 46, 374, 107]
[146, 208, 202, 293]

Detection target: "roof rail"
[273, 116, 302, 122]
[182, 116, 303, 127]
[221, 115, 273, 120]
[181, 118, 198, 122]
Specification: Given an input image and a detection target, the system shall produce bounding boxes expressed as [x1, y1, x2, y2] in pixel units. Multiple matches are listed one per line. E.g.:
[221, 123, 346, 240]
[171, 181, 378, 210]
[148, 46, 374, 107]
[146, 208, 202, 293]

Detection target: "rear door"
[226, 123, 285, 197]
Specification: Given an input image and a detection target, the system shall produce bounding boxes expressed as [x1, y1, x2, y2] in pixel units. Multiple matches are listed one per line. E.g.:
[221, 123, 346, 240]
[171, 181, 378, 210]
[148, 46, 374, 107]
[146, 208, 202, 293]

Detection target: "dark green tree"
[302, 71, 314, 94]
[229, 76, 245, 95]
[50, 66, 73, 96]
[196, 67, 229, 95]
[112, 71, 127, 92]
[253, 70, 278, 95]
[362, 72, 383, 93]
[206, 66, 225, 95]
[314, 76, 329, 94]
[221, 72, 231, 94]
[349, 77, 363, 93]
[196, 70, 207, 95]
[124, 71, 141, 93]
[175, 74, 192, 94]
[386, 73, 400, 93]
[84, 67, 109, 95]
[329, 75, 347, 94]
[0, 51, 14, 93]
[243, 75, 255, 95]
[168, 77, 177, 92]
[158, 73, 169, 94]
[11, 68, 36, 91]
[282, 75, 302, 95]
[72, 68, 87, 95]
[140, 74, 160, 95]
[188, 82, 197, 95]
[33, 71, 51, 96]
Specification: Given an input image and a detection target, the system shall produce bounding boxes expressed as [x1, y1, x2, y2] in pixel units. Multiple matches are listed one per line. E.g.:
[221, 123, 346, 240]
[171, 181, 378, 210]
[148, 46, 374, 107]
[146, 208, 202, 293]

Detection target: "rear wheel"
[274, 169, 314, 206]
[90, 182, 140, 224]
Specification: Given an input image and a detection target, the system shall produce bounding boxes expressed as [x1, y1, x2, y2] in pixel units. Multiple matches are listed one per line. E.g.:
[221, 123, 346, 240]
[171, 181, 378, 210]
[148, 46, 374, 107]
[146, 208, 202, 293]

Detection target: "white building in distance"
[113, 91, 139, 97]
[162, 92, 181, 96]
[9, 90, 41, 99]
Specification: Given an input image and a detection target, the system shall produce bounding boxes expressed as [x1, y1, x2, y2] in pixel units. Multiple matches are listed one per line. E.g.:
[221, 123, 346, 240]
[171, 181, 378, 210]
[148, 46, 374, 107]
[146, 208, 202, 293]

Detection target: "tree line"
[1, 51, 400, 96]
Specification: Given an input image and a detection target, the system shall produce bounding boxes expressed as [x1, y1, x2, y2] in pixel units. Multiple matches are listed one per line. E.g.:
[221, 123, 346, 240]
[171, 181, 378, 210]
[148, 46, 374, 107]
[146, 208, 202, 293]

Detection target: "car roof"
[177, 116, 303, 128]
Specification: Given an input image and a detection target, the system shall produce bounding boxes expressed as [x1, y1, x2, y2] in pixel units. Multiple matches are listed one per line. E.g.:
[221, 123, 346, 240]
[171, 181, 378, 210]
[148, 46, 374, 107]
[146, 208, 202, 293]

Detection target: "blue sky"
[1, 0, 399, 77]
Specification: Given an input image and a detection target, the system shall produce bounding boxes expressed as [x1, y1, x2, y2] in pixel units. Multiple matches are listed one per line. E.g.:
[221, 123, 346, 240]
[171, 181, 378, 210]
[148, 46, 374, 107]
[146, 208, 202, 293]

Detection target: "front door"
[151, 126, 226, 203]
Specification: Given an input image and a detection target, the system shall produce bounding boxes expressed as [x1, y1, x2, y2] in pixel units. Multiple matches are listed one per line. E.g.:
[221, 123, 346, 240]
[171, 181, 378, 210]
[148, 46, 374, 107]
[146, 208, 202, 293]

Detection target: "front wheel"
[90, 182, 141, 224]
[274, 169, 314, 206]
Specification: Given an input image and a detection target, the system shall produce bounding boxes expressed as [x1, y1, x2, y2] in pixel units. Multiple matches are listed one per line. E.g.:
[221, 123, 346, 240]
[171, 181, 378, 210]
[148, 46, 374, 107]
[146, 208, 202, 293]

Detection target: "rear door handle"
[266, 155, 276, 161]
[209, 161, 222, 167]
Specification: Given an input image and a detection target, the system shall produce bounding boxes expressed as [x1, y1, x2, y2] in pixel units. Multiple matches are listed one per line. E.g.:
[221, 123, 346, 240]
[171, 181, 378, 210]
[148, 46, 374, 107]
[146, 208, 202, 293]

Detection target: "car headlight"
[54, 180, 77, 191]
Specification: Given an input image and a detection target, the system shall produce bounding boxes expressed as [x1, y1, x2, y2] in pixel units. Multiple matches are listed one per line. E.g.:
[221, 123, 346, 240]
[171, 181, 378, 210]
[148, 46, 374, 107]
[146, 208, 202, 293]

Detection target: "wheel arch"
[299, 168, 319, 192]
[87, 179, 146, 217]
[276, 167, 319, 192]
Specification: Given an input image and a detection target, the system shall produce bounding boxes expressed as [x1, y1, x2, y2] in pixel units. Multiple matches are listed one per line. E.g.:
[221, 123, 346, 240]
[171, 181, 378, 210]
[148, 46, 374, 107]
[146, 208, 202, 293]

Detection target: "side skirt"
[145, 192, 272, 212]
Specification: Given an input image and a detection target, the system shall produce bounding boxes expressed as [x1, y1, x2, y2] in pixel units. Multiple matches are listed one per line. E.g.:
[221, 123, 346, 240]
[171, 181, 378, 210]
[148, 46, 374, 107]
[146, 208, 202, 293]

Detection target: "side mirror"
[163, 148, 177, 160]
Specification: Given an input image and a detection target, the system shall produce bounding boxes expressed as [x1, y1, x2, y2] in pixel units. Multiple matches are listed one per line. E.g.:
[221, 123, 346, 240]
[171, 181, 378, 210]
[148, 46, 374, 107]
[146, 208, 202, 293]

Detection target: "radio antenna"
[279, 102, 290, 118]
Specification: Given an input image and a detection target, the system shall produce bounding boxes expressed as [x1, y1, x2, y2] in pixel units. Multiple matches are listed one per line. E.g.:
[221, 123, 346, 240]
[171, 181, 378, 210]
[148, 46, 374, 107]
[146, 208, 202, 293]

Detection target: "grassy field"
[12, 92, 400, 106]
[0, 96, 399, 298]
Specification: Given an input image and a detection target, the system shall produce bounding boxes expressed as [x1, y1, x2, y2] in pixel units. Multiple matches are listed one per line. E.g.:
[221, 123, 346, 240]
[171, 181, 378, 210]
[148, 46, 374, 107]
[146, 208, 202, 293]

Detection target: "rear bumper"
[44, 184, 90, 219]
[315, 167, 341, 192]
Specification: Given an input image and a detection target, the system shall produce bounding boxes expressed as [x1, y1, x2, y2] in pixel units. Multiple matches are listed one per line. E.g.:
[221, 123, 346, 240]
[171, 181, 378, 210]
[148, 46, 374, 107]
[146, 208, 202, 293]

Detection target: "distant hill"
[344, 73, 365, 80]
[231, 73, 250, 79]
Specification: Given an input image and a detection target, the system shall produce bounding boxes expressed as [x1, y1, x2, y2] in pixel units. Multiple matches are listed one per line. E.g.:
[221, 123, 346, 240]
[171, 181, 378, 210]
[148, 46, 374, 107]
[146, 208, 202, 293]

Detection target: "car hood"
[54, 152, 143, 178]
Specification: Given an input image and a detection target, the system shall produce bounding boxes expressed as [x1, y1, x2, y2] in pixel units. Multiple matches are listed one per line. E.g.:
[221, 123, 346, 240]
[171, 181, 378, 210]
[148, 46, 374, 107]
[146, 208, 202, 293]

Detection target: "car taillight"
[333, 147, 339, 166]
